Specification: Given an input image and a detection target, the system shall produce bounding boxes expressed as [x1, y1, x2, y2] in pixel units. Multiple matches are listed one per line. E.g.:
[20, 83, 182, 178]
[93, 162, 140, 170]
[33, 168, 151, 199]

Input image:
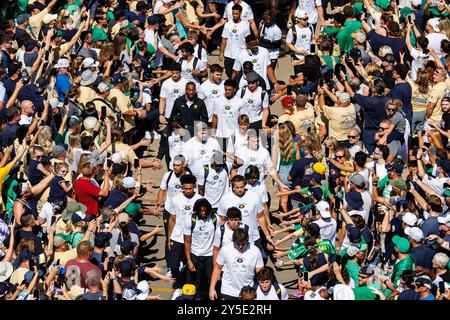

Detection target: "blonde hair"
[77, 153, 92, 176]
[67, 134, 81, 163]
[386, 99, 402, 112]
[303, 132, 323, 159]
[324, 136, 338, 150]
[37, 126, 54, 155]
[112, 173, 124, 189]
[440, 19, 450, 40]
[16, 238, 35, 256]
[98, 42, 116, 67]
[278, 123, 294, 162]
[54, 162, 69, 175]
[335, 146, 351, 160]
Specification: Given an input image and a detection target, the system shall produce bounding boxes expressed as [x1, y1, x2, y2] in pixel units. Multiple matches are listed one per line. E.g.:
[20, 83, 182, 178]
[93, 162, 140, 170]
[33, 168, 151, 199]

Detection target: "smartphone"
[318, 78, 324, 87]
[325, 147, 329, 158]
[335, 255, 342, 266]
[439, 281, 446, 294]
[134, 158, 140, 168]
[29, 258, 35, 270]
[54, 282, 63, 289]
[335, 197, 341, 211]
[51, 215, 57, 226]
[101, 106, 106, 121]
[407, 15, 413, 24]
[287, 85, 292, 96]
[127, 161, 132, 177]
[33, 289, 39, 300]
[63, 96, 69, 106]
[120, 119, 125, 127]
[400, 47, 404, 55]
[310, 43, 316, 53]
[102, 269, 108, 279]
[44, 50, 50, 61]
[107, 159, 113, 168]
[303, 271, 309, 282]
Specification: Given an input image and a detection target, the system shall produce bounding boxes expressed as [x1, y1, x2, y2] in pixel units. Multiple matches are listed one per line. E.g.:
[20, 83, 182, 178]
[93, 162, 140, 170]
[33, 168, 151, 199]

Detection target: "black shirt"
[442, 111, 450, 146]
[170, 95, 208, 134]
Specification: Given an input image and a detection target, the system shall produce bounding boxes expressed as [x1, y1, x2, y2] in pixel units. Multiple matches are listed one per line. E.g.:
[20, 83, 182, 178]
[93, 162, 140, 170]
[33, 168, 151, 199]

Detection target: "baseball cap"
[180, 284, 196, 300]
[82, 58, 99, 69]
[295, 10, 308, 19]
[281, 96, 295, 107]
[117, 213, 130, 225]
[392, 235, 410, 253]
[43, 13, 58, 24]
[122, 177, 137, 189]
[386, 162, 403, 174]
[54, 58, 70, 69]
[413, 276, 432, 289]
[345, 191, 364, 211]
[94, 232, 112, 248]
[80, 70, 100, 86]
[53, 235, 67, 248]
[404, 227, 424, 242]
[437, 214, 450, 227]
[246, 71, 259, 83]
[50, 145, 66, 157]
[437, 159, 450, 175]
[83, 117, 97, 130]
[402, 212, 418, 227]
[428, 18, 441, 32]
[335, 91, 351, 104]
[147, 15, 160, 25]
[313, 162, 327, 175]
[389, 178, 406, 190]
[68, 116, 80, 127]
[349, 173, 366, 189]
[411, 0, 422, 6]
[97, 82, 113, 93]
[315, 201, 331, 218]
[387, 21, 400, 35]
[352, 30, 366, 44]
[376, 0, 391, 9]
[360, 265, 375, 276]
[62, 202, 87, 222]
[111, 73, 127, 85]
[71, 211, 90, 224]
[347, 243, 365, 257]
[35, 77, 48, 94]
[119, 259, 134, 277]
[16, 14, 30, 24]
[120, 240, 136, 255]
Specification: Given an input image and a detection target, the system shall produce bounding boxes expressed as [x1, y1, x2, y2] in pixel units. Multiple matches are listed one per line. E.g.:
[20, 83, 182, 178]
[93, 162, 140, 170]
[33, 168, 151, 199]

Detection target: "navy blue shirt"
[3, 77, 18, 97]
[27, 159, 45, 186]
[303, 252, 329, 286]
[421, 217, 440, 237]
[398, 288, 420, 300]
[103, 189, 128, 210]
[411, 244, 436, 269]
[390, 83, 412, 122]
[48, 176, 67, 204]
[288, 157, 318, 188]
[354, 94, 389, 130]
[368, 31, 406, 62]
[0, 123, 19, 147]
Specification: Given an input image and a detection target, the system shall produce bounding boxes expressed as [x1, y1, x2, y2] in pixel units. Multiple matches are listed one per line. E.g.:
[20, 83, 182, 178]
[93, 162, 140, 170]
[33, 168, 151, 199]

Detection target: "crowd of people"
[0, 0, 449, 301]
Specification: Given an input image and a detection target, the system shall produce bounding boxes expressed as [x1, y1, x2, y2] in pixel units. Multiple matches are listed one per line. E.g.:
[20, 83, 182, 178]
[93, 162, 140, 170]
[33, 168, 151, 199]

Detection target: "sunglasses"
[379, 127, 389, 131]
[386, 108, 396, 112]
[347, 135, 357, 139]
[336, 155, 344, 159]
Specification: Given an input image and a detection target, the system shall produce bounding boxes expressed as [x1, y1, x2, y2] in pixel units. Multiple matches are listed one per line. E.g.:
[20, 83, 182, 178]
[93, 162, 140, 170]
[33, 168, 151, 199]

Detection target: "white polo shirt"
[286, 25, 312, 59]
[239, 86, 269, 123]
[222, 20, 251, 59]
[197, 163, 231, 208]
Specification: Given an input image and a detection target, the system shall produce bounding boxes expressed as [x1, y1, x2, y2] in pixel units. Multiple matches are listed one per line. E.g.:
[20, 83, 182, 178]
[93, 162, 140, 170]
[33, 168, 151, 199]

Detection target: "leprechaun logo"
[232, 29, 237, 33]
[238, 203, 245, 209]
[186, 68, 192, 73]
[174, 89, 179, 93]
[201, 150, 206, 155]
[252, 59, 257, 64]
[175, 184, 181, 189]
[302, 35, 306, 39]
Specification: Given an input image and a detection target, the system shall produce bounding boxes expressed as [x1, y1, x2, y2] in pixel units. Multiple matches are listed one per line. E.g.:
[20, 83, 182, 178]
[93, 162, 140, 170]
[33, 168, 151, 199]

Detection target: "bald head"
[20, 100, 35, 116]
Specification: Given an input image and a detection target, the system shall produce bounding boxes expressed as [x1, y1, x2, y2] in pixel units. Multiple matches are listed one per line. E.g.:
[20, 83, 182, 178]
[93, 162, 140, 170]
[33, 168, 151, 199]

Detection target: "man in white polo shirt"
[209, 228, 263, 300]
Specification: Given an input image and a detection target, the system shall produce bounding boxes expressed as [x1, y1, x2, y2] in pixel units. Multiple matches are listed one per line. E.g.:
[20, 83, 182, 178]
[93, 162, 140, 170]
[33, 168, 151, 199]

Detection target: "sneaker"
[291, 289, 304, 298]
[179, 261, 184, 272]
[165, 268, 172, 277]
[171, 288, 182, 300]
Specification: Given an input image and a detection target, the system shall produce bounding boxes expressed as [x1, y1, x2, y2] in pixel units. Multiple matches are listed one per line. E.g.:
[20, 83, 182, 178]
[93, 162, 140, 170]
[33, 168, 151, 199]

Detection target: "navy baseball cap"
[94, 232, 112, 248]
[111, 73, 127, 85]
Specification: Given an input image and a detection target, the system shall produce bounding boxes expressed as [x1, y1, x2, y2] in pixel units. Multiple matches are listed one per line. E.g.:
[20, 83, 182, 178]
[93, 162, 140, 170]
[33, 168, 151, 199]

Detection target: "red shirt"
[65, 259, 101, 288]
[74, 177, 101, 216]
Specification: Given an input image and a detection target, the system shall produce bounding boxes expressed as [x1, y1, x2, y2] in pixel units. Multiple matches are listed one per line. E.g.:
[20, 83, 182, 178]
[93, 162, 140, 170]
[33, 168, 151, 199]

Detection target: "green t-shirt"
[346, 260, 361, 285]
[391, 255, 415, 287]
[337, 21, 362, 53]
[125, 202, 142, 216]
[353, 286, 378, 300]
[300, 185, 331, 199]
[315, 238, 336, 255]
[68, 231, 94, 248]
[319, 54, 340, 70]
[322, 26, 340, 38]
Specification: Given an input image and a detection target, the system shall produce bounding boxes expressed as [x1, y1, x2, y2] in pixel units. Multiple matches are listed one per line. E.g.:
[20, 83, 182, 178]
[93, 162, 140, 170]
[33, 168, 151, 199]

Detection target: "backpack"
[253, 280, 282, 300]
[164, 167, 193, 190]
[190, 214, 218, 236]
[179, 56, 199, 71]
[240, 86, 267, 109]
[218, 222, 249, 248]
[201, 164, 229, 196]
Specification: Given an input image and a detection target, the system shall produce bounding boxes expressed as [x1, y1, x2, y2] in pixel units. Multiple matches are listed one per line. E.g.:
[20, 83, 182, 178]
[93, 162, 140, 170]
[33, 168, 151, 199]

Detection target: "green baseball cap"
[392, 235, 410, 253]
[444, 189, 450, 197]
[376, 0, 391, 9]
[124, 202, 142, 216]
[354, 2, 364, 14]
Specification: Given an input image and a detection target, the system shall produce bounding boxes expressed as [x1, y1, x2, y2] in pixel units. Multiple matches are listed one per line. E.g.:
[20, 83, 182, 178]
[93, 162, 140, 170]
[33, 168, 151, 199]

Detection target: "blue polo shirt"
[354, 94, 389, 130]
[102, 189, 128, 210]
[55, 73, 73, 102]
[411, 244, 436, 270]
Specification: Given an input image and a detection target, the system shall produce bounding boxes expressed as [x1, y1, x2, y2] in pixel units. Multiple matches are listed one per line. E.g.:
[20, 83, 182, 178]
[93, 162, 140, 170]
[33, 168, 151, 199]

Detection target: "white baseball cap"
[295, 10, 308, 19]
[43, 13, 58, 25]
[428, 18, 441, 32]
[404, 227, 424, 242]
[402, 212, 418, 227]
[315, 201, 331, 218]
[122, 177, 137, 189]
[54, 58, 70, 69]
[82, 57, 99, 68]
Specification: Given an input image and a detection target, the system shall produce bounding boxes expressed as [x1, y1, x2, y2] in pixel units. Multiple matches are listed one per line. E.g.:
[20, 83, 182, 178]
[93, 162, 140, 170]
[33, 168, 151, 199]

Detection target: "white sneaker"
[165, 268, 172, 277]
[171, 288, 182, 300]
[179, 261, 184, 272]
[152, 131, 161, 140]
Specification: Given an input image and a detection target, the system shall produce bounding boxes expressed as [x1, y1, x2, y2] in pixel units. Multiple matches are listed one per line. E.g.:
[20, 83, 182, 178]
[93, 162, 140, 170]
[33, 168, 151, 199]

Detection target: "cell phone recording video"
[134, 158, 140, 168]
[303, 271, 309, 282]
[51, 215, 57, 225]
[101, 106, 107, 121]
[287, 85, 292, 96]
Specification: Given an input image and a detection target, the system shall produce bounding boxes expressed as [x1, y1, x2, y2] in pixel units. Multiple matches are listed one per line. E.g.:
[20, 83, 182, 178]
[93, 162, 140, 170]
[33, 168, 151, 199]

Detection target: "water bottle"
[145, 131, 151, 151]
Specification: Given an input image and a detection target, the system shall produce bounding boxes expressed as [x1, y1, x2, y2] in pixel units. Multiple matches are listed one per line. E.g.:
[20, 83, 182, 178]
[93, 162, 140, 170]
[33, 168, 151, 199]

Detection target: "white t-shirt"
[227, 129, 248, 155]
[258, 21, 283, 60]
[286, 25, 312, 59]
[224, 1, 254, 22]
[235, 146, 273, 183]
[193, 44, 208, 65]
[239, 86, 269, 123]
[168, 132, 186, 170]
[217, 190, 263, 242]
[256, 283, 289, 300]
[233, 46, 272, 88]
[160, 171, 191, 209]
[183, 214, 220, 256]
[216, 242, 263, 298]
[182, 136, 221, 179]
[198, 79, 225, 122]
[313, 218, 337, 242]
[246, 180, 269, 203]
[179, 56, 206, 86]
[213, 221, 250, 248]
[38, 202, 54, 230]
[295, 0, 321, 24]
[197, 163, 231, 208]
[410, 48, 429, 81]
[222, 20, 251, 59]
[19, 114, 32, 125]
[160, 77, 189, 118]
[213, 95, 247, 138]
[426, 32, 449, 60]
[144, 28, 157, 47]
[167, 192, 203, 243]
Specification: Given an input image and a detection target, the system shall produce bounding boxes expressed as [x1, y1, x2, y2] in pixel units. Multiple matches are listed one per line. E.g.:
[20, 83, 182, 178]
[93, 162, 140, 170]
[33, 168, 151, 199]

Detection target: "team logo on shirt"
[186, 68, 192, 73]
[250, 157, 256, 162]
[225, 105, 231, 110]
[238, 203, 245, 209]
[174, 89, 179, 93]
[232, 29, 237, 33]
[236, 258, 244, 263]
[193, 104, 198, 109]
[252, 59, 257, 64]
[174, 138, 180, 142]
[213, 175, 219, 180]
[212, 90, 218, 94]
[302, 35, 307, 39]
[248, 99, 254, 104]
[201, 150, 206, 155]
[185, 205, 192, 210]
[175, 184, 181, 189]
